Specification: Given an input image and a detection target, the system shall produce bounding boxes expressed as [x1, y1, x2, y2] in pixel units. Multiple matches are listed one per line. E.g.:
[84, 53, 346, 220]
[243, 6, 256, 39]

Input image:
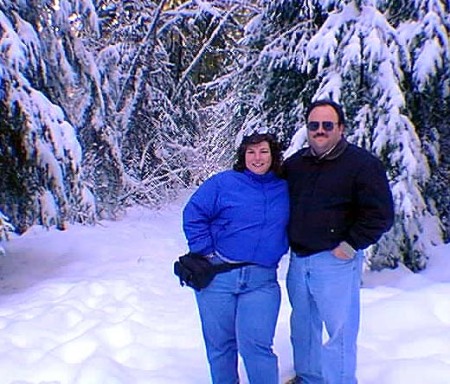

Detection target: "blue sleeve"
[182, 176, 220, 255]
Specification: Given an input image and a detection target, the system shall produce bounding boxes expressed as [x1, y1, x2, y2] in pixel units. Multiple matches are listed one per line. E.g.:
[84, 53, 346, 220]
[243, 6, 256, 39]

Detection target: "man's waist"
[290, 242, 334, 257]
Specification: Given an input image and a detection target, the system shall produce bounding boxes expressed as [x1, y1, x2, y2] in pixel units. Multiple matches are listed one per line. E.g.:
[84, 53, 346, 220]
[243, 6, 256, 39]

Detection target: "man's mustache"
[313, 133, 328, 138]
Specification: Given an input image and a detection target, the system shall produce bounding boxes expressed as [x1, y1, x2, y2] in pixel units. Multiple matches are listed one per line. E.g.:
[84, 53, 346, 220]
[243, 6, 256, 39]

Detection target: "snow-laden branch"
[173, 4, 240, 99]
[115, 0, 168, 111]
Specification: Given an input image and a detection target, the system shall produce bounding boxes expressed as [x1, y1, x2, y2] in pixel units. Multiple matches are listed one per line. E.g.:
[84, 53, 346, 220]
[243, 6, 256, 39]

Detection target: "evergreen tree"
[1, 1, 94, 231]
[0, 0, 124, 232]
[399, 0, 450, 244]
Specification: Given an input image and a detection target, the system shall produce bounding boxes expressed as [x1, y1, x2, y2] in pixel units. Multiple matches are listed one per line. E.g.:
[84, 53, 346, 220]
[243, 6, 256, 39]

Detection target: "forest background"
[0, 0, 449, 272]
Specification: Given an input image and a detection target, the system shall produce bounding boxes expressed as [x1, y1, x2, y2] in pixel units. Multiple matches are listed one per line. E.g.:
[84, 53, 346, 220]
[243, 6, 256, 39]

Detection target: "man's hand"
[332, 241, 356, 260]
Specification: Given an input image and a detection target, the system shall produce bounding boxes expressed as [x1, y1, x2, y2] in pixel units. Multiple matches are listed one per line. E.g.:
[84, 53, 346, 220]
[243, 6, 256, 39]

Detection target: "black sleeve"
[347, 157, 394, 250]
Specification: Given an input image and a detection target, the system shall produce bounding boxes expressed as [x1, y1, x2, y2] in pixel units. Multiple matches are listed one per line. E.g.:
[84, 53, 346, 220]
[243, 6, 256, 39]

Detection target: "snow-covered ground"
[1, 193, 449, 384]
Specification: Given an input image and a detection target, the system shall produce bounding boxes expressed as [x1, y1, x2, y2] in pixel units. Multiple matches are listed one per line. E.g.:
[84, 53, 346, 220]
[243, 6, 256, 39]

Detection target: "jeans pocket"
[329, 249, 354, 263]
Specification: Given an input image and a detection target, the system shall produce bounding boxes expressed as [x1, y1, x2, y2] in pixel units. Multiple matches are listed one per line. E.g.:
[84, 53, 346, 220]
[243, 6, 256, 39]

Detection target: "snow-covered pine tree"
[0, 0, 100, 232]
[43, 0, 126, 219]
[361, 0, 450, 270]
[396, 0, 450, 244]
[223, 0, 449, 271]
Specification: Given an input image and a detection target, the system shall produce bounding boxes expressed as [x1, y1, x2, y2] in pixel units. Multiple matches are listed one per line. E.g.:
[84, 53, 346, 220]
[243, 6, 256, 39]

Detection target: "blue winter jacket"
[183, 169, 289, 268]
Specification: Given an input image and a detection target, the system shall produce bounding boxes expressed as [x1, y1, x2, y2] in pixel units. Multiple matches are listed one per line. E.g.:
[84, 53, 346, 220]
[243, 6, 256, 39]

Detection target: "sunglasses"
[307, 121, 337, 132]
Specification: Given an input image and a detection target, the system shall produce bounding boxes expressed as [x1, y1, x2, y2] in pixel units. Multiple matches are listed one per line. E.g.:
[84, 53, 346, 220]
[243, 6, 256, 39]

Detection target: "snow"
[1, 191, 450, 384]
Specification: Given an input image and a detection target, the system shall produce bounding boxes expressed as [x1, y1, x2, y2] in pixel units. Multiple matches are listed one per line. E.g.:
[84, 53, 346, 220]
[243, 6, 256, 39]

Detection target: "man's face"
[307, 105, 344, 156]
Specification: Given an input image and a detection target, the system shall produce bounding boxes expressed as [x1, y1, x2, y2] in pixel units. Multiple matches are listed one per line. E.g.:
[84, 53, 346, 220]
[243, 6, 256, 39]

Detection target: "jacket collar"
[243, 169, 276, 182]
[302, 137, 348, 161]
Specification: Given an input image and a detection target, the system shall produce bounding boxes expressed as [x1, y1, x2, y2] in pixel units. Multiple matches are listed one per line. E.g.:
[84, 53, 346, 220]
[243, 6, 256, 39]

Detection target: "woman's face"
[245, 141, 272, 175]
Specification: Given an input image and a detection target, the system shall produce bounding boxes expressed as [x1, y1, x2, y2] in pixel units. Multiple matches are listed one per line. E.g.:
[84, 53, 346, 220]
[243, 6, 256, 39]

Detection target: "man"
[284, 99, 394, 384]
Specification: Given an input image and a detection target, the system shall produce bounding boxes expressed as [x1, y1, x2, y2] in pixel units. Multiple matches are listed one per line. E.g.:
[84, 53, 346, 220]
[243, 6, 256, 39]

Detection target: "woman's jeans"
[195, 264, 281, 384]
[286, 250, 364, 384]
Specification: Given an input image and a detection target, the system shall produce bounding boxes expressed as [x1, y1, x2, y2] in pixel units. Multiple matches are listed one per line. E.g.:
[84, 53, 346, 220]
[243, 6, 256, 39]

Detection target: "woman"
[182, 132, 289, 384]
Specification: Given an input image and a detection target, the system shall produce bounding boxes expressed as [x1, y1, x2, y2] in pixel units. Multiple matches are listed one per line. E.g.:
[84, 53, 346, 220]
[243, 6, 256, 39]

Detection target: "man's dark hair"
[233, 132, 283, 177]
[305, 99, 346, 126]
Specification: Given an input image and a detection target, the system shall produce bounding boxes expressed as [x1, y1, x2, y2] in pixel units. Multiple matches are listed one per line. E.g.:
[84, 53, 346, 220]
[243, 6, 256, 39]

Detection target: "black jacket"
[284, 139, 394, 256]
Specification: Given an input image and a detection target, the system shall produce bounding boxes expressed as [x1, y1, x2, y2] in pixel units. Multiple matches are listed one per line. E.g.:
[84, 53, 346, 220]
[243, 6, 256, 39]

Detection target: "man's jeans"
[286, 250, 364, 384]
[195, 264, 281, 384]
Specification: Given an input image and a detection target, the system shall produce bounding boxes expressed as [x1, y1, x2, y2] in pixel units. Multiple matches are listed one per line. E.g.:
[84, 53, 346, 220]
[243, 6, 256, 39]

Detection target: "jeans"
[195, 264, 281, 384]
[286, 250, 364, 384]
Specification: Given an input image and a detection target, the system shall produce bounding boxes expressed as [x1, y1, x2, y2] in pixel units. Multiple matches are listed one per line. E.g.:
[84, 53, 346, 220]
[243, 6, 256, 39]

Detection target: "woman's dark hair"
[233, 132, 283, 176]
[305, 99, 346, 126]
